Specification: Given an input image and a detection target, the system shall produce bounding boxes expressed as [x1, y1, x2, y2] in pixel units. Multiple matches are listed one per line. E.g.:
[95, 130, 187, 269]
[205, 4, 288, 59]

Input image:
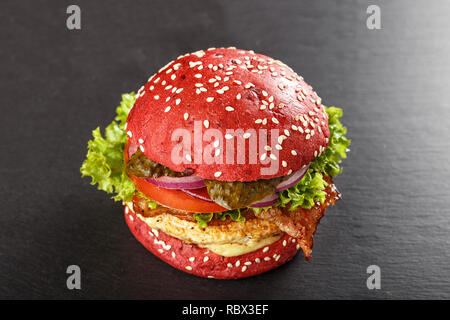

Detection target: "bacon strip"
[258, 177, 341, 259]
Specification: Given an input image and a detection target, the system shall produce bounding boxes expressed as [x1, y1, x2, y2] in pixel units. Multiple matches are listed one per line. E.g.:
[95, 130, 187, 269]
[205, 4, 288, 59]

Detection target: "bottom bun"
[124, 204, 302, 279]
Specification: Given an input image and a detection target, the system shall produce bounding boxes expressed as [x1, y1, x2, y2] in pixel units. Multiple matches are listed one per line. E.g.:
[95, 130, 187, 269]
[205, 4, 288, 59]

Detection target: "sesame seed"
[184, 113, 189, 120]
[138, 138, 144, 144]
[189, 257, 195, 262]
[263, 247, 269, 253]
[194, 74, 202, 78]
[244, 261, 252, 266]
[291, 150, 297, 156]
[175, 98, 181, 105]
[264, 257, 271, 261]
[214, 171, 222, 178]
[225, 106, 234, 111]
[255, 258, 261, 263]
[176, 88, 183, 94]
[154, 95, 159, 100]
[171, 252, 176, 258]
[186, 154, 192, 162]
[283, 240, 287, 246]
[241, 266, 247, 272]
[227, 263, 233, 268]
[204, 256, 209, 262]
[225, 134, 233, 139]
[262, 90, 268, 97]
[270, 154, 277, 160]
[275, 144, 282, 150]
[170, 74, 176, 80]
[164, 106, 171, 113]
[282, 161, 287, 167]
[260, 153, 267, 161]
[206, 97, 214, 102]
[213, 140, 219, 148]
[235, 260, 241, 267]
[243, 132, 251, 139]
[272, 117, 279, 124]
[203, 120, 209, 128]
[139, 145, 145, 152]
[185, 266, 192, 271]
[236, 93, 241, 100]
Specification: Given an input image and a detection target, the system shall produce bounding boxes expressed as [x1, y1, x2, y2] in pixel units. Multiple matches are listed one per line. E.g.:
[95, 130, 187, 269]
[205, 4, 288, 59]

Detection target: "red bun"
[124, 204, 301, 279]
[126, 48, 329, 181]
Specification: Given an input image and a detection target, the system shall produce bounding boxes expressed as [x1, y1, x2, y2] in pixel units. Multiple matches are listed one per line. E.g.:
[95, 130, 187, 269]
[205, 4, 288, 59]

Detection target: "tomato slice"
[124, 141, 227, 213]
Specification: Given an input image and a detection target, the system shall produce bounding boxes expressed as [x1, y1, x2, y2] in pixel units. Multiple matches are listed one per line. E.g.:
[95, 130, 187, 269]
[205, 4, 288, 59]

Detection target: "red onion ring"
[182, 188, 213, 202]
[250, 193, 278, 208]
[127, 142, 138, 158]
[275, 164, 310, 192]
[145, 175, 206, 189]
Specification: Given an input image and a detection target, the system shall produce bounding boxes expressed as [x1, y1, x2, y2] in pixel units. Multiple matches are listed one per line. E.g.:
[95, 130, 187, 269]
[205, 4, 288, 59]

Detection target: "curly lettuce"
[80, 93, 137, 202]
[276, 106, 350, 210]
[194, 209, 245, 228]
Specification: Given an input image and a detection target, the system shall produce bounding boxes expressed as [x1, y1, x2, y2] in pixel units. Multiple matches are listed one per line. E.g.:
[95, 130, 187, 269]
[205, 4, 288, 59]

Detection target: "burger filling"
[81, 92, 350, 259]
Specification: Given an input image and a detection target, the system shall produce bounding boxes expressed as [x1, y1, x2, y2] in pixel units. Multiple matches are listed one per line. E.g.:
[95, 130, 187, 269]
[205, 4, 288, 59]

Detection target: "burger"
[81, 47, 350, 279]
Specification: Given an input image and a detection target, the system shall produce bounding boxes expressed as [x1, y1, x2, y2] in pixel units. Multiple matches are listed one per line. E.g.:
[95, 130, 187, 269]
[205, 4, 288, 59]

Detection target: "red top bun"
[126, 48, 329, 181]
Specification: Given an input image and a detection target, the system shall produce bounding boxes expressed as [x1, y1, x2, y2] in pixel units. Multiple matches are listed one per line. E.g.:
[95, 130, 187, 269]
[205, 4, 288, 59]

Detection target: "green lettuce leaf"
[80, 93, 137, 202]
[194, 209, 245, 229]
[277, 106, 350, 210]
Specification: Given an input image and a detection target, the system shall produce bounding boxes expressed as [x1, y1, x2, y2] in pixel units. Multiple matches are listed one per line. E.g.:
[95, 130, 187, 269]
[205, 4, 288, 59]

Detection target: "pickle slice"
[204, 177, 282, 210]
[126, 150, 188, 178]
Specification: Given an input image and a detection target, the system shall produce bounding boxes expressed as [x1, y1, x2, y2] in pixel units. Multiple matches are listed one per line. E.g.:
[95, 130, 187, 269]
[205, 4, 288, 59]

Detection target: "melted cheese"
[202, 234, 282, 257]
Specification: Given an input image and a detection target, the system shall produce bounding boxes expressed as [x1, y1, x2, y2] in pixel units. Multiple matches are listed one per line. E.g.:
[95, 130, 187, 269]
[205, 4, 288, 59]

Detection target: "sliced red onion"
[128, 142, 138, 158]
[145, 175, 206, 189]
[250, 193, 278, 208]
[182, 188, 213, 202]
[275, 164, 310, 192]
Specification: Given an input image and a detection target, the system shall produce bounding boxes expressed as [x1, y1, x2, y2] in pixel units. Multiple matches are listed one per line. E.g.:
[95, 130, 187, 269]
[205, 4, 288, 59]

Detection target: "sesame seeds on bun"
[126, 47, 330, 181]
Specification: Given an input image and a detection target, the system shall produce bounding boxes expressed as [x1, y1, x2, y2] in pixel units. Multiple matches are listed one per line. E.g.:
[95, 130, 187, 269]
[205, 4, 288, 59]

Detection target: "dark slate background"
[1, 0, 449, 299]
